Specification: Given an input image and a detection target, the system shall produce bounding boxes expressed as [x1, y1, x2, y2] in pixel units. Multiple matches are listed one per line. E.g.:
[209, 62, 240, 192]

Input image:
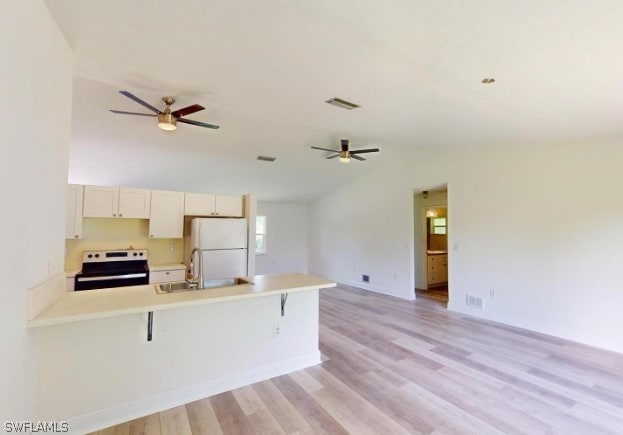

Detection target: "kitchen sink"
[155, 281, 197, 294]
[155, 278, 252, 294]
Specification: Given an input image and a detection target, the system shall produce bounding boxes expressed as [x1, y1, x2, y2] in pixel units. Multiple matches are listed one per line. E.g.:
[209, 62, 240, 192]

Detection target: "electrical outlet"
[169, 244, 176, 252]
[273, 324, 281, 337]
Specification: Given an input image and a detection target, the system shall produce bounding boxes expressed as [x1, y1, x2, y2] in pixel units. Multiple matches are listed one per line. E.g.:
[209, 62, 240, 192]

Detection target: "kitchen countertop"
[427, 250, 448, 255]
[28, 273, 336, 328]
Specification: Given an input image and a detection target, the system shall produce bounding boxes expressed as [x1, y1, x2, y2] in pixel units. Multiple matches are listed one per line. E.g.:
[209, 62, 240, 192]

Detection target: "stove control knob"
[133, 252, 138, 257]
[95, 254, 100, 258]
[87, 254, 93, 259]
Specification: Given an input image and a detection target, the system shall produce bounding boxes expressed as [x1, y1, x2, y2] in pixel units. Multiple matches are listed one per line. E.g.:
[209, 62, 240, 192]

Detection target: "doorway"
[414, 189, 448, 305]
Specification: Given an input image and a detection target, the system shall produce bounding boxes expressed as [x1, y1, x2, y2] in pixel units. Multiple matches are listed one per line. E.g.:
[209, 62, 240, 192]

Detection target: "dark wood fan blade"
[349, 148, 380, 154]
[109, 110, 157, 117]
[119, 91, 160, 113]
[311, 146, 339, 153]
[171, 104, 205, 118]
[351, 154, 366, 161]
[178, 118, 220, 129]
[326, 154, 340, 159]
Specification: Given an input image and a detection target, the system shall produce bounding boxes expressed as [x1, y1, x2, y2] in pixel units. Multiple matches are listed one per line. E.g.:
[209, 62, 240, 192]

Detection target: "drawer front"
[428, 271, 442, 285]
[149, 269, 186, 284]
[428, 254, 447, 262]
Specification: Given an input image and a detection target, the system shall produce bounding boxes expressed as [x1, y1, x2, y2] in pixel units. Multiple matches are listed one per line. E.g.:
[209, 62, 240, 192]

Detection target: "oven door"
[74, 271, 149, 291]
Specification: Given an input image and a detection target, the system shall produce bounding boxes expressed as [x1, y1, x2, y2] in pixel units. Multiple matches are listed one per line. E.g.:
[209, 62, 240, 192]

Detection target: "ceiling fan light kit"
[157, 112, 177, 131]
[311, 139, 380, 163]
[110, 91, 220, 131]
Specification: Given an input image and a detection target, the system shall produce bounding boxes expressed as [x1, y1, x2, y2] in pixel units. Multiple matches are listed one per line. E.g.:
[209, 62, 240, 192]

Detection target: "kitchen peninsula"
[30, 273, 335, 433]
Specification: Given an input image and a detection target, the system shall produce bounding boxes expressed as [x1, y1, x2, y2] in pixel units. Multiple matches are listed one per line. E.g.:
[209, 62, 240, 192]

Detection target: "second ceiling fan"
[311, 139, 380, 163]
[110, 91, 220, 131]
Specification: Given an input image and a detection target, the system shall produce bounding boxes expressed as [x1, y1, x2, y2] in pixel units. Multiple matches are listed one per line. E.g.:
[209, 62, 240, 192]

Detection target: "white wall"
[255, 202, 308, 275]
[308, 158, 416, 300]
[0, 0, 73, 420]
[309, 141, 623, 353]
[444, 142, 623, 352]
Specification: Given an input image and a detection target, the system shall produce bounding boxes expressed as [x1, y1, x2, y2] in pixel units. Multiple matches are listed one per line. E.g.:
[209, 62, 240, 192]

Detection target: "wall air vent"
[325, 97, 360, 110]
[257, 155, 277, 162]
[466, 295, 484, 310]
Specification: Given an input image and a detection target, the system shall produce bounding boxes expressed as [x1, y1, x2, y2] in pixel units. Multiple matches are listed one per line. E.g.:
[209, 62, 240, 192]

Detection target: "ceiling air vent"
[257, 155, 277, 162]
[325, 97, 360, 110]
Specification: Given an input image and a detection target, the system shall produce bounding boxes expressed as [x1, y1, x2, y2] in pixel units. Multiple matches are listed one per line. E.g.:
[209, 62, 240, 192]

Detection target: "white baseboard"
[67, 351, 321, 434]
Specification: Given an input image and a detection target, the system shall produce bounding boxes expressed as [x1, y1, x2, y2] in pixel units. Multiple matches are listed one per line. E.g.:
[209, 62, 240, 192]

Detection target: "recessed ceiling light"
[325, 97, 360, 110]
[481, 78, 495, 84]
[257, 155, 277, 162]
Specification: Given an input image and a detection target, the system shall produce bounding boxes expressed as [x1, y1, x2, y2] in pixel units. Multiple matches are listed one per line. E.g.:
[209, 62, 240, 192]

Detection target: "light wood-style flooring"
[94, 284, 623, 434]
[415, 285, 448, 304]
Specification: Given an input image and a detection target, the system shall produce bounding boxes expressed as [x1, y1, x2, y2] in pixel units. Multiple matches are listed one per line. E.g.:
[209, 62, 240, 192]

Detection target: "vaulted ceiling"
[44, 0, 623, 201]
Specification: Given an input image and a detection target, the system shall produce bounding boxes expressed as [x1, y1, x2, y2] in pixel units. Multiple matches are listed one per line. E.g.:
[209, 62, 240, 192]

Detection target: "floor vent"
[466, 295, 484, 309]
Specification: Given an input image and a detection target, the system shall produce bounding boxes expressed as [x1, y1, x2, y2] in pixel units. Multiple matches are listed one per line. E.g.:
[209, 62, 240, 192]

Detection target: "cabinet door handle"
[112, 213, 117, 217]
[74, 235, 79, 239]
[119, 213, 123, 217]
[150, 235, 154, 238]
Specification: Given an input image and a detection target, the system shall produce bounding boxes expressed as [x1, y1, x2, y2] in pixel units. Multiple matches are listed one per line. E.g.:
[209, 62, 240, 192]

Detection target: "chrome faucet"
[188, 247, 204, 289]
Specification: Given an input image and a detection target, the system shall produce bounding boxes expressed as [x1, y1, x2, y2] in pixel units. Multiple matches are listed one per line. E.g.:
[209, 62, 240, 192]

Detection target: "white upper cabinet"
[118, 188, 151, 218]
[150, 190, 185, 238]
[185, 193, 243, 217]
[184, 193, 215, 216]
[83, 186, 118, 218]
[83, 186, 151, 218]
[65, 184, 84, 239]
[215, 195, 244, 217]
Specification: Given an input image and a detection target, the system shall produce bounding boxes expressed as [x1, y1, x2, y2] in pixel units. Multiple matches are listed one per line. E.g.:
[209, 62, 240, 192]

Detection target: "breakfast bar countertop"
[28, 273, 336, 328]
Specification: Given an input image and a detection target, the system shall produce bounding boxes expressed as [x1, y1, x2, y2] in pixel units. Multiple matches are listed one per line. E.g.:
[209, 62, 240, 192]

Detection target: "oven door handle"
[76, 273, 147, 282]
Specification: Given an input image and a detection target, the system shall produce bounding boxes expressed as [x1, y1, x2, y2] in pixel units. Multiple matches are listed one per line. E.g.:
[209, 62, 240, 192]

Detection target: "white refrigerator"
[188, 218, 248, 284]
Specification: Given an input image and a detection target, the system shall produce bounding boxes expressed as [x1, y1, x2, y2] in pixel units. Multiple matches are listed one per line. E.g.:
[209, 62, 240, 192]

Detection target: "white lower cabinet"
[149, 268, 186, 284]
[149, 190, 185, 238]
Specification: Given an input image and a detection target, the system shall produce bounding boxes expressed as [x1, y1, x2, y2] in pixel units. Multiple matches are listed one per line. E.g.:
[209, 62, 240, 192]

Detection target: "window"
[430, 217, 447, 234]
[256, 215, 267, 254]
